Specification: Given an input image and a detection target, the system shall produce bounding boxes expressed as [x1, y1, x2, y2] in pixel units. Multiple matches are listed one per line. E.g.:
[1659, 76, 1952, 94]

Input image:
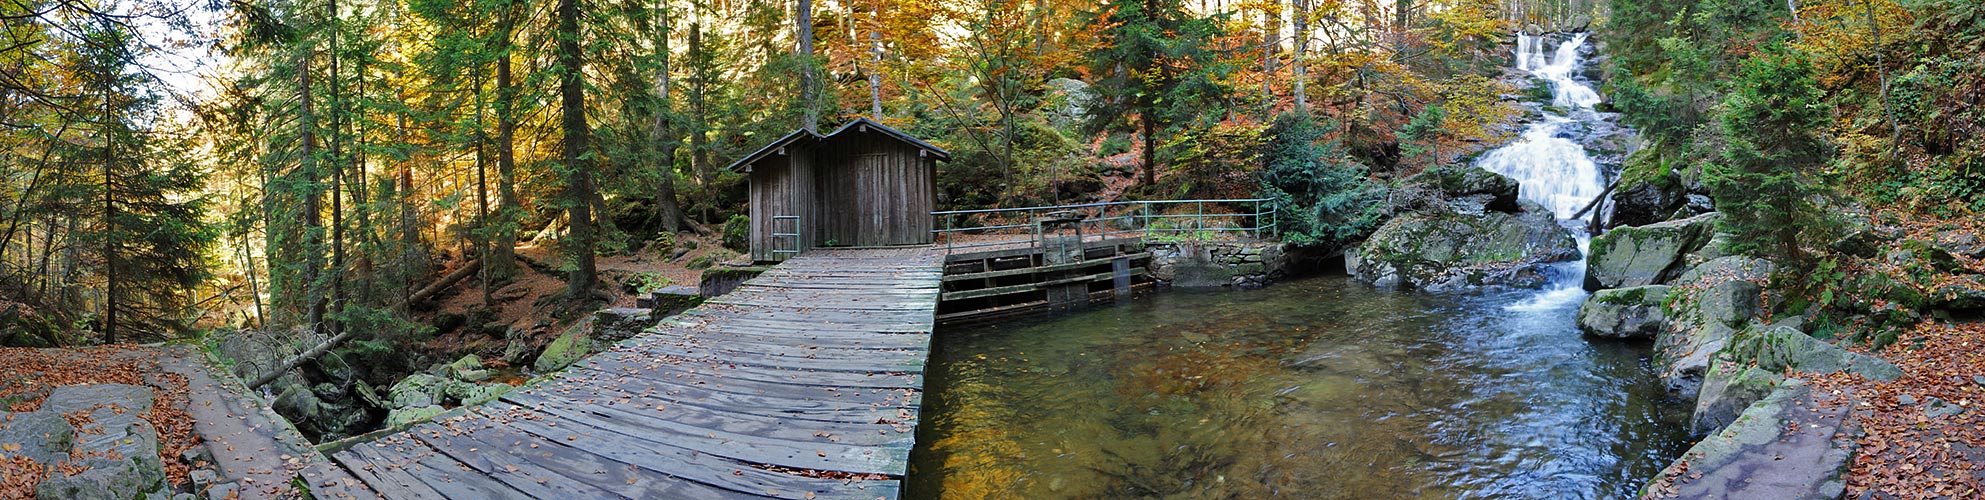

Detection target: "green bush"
[1256, 112, 1385, 249]
[720, 214, 749, 252]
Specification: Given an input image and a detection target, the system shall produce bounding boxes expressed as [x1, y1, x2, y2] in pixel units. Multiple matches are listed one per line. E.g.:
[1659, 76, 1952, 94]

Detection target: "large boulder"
[1585, 212, 1720, 290]
[387, 373, 449, 409]
[383, 405, 447, 428]
[1690, 325, 1902, 436]
[33, 384, 166, 500]
[1576, 285, 1669, 339]
[1349, 201, 1579, 291]
[1652, 256, 1774, 398]
[1403, 165, 1520, 213]
[1608, 174, 1686, 228]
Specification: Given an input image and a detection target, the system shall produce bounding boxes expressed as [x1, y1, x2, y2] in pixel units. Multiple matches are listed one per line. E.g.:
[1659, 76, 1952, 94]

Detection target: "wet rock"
[1576, 285, 1669, 339]
[1934, 230, 1985, 259]
[272, 384, 323, 426]
[1349, 201, 1579, 291]
[1585, 212, 1720, 290]
[1927, 274, 1985, 311]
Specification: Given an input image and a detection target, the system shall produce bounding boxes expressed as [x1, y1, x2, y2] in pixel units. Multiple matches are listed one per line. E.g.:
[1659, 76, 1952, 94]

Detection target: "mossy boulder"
[1403, 165, 1520, 213]
[1585, 212, 1719, 290]
[1349, 200, 1579, 291]
[533, 319, 594, 373]
[1723, 325, 1902, 382]
[1652, 256, 1775, 398]
[1690, 363, 1784, 436]
[1576, 285, 1669, 339]
[388, 373, 448, 409]
[384, 405, 447, 428]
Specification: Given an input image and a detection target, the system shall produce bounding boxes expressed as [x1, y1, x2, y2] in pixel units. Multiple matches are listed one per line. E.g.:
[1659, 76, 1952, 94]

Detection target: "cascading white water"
[1481, 32, 1609, 310]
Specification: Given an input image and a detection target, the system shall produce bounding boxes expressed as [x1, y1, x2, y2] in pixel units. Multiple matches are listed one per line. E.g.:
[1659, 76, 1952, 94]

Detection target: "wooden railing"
[929, 198, 1277, 255]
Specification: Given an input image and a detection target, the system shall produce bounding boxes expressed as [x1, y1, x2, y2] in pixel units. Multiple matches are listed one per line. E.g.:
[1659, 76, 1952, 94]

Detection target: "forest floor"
[1810, 319, 1985, 499]
[422, 232, 743, 362]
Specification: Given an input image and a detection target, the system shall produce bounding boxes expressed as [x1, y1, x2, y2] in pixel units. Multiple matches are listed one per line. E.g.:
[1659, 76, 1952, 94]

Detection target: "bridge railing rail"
[930, 198, 1277, 255]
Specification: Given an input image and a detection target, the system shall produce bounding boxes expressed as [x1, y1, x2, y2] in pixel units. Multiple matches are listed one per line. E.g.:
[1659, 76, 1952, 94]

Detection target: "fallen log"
[408, 259, 483, 305]
[247, 259, 483, 390]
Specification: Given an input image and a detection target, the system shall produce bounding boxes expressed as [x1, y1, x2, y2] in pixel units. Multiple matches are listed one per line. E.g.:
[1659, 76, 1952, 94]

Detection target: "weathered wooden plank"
[535, 370, 916, 425]
[477, 406, 895, 500]
[345, 436, 534, 500]
[579, 350, 925, 390]
[333, 448, 450, 500]
[515, 383, 915, 448]
[941, 268, 1142, 301]
[404, 419, 627, 500]
[501, 392, 911, 476]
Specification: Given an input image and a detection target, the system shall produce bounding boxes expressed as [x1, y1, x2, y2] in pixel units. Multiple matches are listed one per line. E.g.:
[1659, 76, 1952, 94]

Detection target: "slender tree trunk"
[690, 19, 713, 222]
[651, 0, 687, 232]
[558, 0, 599, 298]
[796, 0, 818, 132]
[474, 70, 491, 307]
[300, 46, 326, 334]
[1261, 2, 1275, 108]
[491, 2, 519, 282]
[101, 79, 116, 344]
[867, 2, 884, 118]
[1139, 112, 1157, 187]
[1294, 0, 1308, 112]
[328, 4, 346, 336]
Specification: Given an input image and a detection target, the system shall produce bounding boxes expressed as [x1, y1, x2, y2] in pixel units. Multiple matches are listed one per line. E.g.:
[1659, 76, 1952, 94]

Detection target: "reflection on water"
[907, 276, 1691, 499]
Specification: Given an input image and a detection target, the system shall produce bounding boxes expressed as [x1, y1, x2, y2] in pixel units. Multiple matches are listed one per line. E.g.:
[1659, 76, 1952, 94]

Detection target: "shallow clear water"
[907, 277, 1691, 499]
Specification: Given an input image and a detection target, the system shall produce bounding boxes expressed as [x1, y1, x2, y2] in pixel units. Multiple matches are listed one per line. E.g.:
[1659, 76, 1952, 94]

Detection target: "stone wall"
[1146, 241, 1293, 288]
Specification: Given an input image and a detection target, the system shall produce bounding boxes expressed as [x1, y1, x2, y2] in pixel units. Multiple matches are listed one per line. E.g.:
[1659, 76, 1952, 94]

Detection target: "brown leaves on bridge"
[1809, 320, 1985, 499]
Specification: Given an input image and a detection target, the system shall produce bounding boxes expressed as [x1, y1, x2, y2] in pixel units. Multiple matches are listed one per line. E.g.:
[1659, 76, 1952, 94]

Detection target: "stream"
[906, 33, 1689, 499]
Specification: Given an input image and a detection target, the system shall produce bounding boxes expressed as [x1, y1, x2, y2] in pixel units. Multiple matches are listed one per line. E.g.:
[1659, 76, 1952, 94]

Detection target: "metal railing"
[771, 215, 802, 255]
[930, 198, 1278, 255]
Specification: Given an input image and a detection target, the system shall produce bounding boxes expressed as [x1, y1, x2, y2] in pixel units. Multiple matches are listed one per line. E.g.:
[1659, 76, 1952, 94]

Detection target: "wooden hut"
[726, 118, 950, 262]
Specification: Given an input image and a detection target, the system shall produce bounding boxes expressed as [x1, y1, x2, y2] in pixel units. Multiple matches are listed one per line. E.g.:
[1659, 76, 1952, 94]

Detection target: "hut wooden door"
[854, 153, 889, 246]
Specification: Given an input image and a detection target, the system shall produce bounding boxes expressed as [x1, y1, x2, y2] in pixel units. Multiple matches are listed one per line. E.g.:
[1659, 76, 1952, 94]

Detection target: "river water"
[906, 34, 1688, 499]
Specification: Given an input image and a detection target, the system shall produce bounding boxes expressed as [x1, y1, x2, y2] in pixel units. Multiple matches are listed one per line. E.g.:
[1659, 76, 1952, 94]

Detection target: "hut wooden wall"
[811, 132, 935, 247]
[746, 152, 814, 262]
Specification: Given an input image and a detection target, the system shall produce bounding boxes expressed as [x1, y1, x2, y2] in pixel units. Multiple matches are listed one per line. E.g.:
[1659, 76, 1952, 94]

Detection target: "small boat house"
[726, 118, 950, 262]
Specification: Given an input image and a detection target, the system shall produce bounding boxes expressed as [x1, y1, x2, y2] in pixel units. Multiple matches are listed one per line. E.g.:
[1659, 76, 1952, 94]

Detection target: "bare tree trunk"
[1261, 2, 1275, 107]
[867, 1, 883, 118]
[796, 0, 818, 132]
[300, 45, 326, 335]
[1294, 0, 1308, 112]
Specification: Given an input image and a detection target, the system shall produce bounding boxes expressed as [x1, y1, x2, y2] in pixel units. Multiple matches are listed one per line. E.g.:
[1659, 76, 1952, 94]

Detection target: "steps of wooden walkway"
[329, 248, 943, 499]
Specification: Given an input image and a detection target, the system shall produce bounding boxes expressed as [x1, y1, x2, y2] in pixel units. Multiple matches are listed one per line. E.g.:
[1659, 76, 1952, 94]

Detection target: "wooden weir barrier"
[328, 247, 943, 500]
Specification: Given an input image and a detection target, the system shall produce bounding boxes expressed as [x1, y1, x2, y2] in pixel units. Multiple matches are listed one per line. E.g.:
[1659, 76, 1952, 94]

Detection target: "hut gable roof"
[725, 118, 950, 173]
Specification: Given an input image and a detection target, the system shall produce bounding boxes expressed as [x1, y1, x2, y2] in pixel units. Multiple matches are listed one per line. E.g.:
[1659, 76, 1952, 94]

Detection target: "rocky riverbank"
[1571, 211, 1985, 499]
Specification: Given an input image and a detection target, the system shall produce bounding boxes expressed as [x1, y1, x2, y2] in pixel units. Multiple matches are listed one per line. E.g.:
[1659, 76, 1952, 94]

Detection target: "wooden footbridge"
[329, 248, 943, 499]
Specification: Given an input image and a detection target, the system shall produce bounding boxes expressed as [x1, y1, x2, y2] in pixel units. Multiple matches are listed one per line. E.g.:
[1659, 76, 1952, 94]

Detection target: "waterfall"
[1482, 32, 1609, 310]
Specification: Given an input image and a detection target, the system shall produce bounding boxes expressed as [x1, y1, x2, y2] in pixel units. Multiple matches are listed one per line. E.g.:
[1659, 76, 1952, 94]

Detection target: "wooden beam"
[940, 253, 1150, 282]
[940, 269, 1142, 301]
